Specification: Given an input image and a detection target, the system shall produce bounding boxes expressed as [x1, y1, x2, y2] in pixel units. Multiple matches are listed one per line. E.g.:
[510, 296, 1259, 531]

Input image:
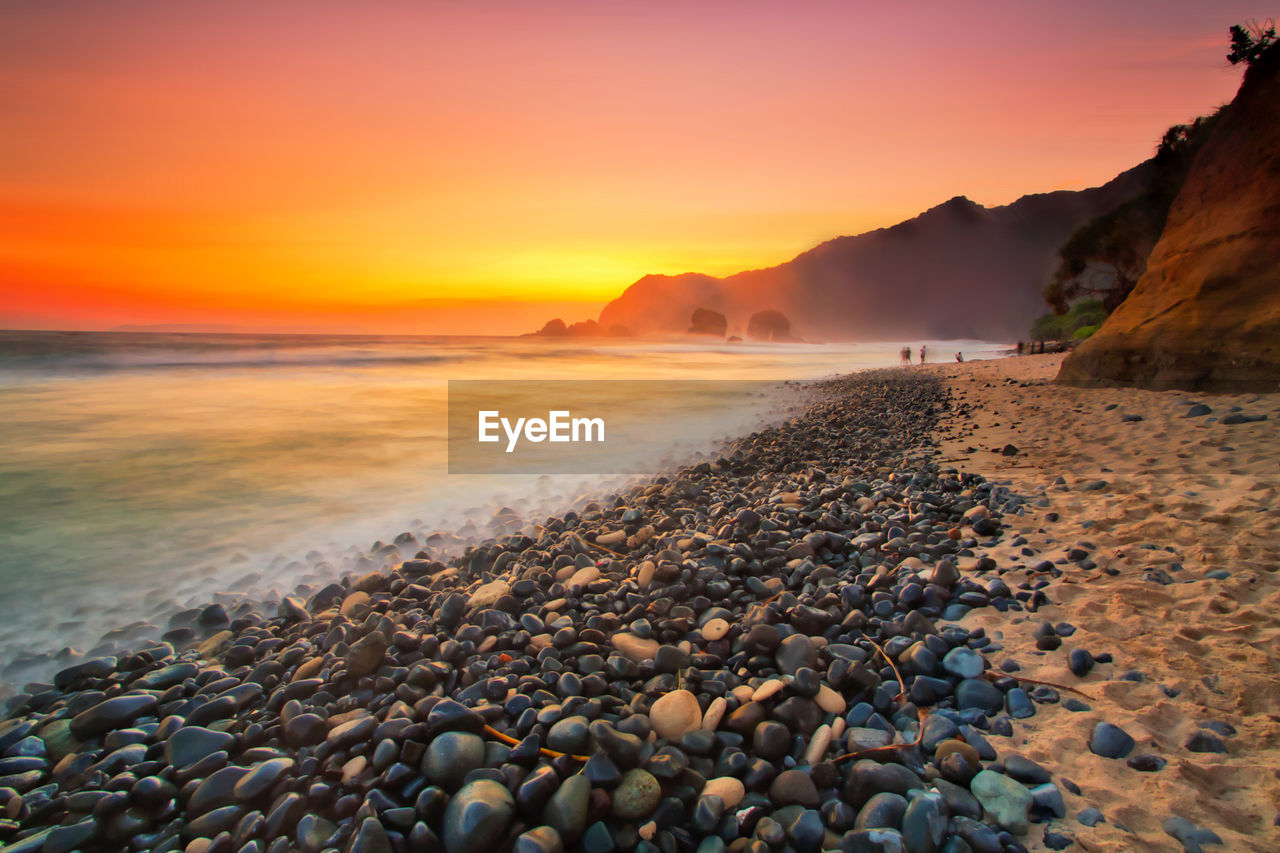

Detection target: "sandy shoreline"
[932, 353, 1280, 851]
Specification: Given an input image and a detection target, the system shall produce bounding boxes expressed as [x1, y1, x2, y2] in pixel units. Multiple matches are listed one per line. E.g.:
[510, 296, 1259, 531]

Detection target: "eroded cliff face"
[1058, 54, 1280, 391]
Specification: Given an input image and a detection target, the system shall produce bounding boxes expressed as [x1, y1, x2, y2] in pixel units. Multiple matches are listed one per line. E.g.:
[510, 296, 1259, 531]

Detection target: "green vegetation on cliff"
[1040, 114, 1220, 319]
[1030, 299, 1105, 342]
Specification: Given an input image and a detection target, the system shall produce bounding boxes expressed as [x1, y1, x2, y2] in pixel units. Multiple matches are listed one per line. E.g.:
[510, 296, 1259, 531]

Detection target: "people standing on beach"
[1016, 341, 1024, 355]
[919, 345, 927, 365]
[955, 351, 964, 363]
[900, 346, 911, 365]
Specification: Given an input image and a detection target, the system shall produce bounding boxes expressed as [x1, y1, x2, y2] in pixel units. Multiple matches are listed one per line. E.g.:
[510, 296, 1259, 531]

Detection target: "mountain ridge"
[590, 162, 1154, 341]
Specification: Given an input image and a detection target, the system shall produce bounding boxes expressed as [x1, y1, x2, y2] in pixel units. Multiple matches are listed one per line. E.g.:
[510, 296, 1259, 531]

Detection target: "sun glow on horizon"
[0, 1, 1266, 333]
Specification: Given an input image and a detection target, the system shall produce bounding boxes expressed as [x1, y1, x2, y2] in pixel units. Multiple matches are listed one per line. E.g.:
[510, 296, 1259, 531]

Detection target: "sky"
[0, 1, 1271, 335]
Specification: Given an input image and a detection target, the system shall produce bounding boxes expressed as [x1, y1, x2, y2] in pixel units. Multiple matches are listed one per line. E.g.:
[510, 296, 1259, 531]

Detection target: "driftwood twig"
[484, 724, 590, 762]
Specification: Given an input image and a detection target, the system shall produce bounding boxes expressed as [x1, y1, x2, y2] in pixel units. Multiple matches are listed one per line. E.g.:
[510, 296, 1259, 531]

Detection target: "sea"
[0, 330, 1007, 687]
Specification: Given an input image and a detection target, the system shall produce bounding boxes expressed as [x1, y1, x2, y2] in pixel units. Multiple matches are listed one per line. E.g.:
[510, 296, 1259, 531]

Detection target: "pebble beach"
[1, 355, 1277, 853]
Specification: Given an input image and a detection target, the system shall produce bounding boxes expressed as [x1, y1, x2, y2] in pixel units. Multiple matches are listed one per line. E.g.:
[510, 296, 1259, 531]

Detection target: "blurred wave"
[0, 330, 1008, 686]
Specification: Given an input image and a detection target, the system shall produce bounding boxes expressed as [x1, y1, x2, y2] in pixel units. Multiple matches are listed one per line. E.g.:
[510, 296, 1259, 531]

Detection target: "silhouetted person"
[955, 352, 964, 363]
[919, 345, 927, 365]
[1016, 341, 1024, 355]
[900, 346, 911, 365]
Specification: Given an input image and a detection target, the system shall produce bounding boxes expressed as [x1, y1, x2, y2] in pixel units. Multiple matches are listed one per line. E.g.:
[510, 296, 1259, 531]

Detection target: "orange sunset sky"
[0, 1, 1270, 335]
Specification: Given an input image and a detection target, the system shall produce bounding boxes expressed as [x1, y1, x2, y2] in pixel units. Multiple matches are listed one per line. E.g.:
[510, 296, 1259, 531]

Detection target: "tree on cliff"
[1227, 20, 1277, 66]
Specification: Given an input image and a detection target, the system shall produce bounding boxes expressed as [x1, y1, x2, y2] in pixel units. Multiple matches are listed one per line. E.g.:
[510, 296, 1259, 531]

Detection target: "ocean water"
[0, 330, 1006, 686]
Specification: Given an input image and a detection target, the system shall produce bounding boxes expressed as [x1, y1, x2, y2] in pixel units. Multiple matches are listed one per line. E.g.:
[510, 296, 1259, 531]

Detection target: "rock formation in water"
[526, 318, 630, 338]
[1058, 48, 1280, 391]
[746, 310, 796, 342]
[595, 167, 1149, 341]
[688, 307, 728, 337]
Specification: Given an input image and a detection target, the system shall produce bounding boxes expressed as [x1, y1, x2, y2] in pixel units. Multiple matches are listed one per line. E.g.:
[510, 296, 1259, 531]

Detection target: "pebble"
[233, 757, 294, 802]
[803, 723, 832, 766]
[812, 684, 845, 715]
[580, 821, 616, 853]
[753, 721, 791, 761]
[513, 826, 565, 853]
[1185, 732, 1227, 754]
[348, 816, 395, 853]
[970, 769, 1032, 834]
[856, 792, 909, 830]
[547, 715, 591, 754]
[942, 647, 985, 679]
[1003, 755, 1050, 784]
[1089, 722, 1136, 759]
[611, 633, 659, 663]
[545, 773, 591, 843]
[1127, 753, 1167, 772]
[751, 679, 786, 703]
[701, 776, 746, 809]
[443, 779, 515, 852]
[1044, 829, 1075, 850]
[613, 768, 661, 820]
[166, 725, 235, 768]
[775, 633, 816, 675]
[345, 632, 388, 677]
[1068, 648, 1094, 677]
[649, 690, 702, 741]
[847, 727, 892, 752]
[1163, 815, 1224, 852]
[1005, 688, 1035, 718]
[769, 769, 819, 808]
[700, 696, 727, 732]
[0, 372, 1114, 853]
[1078, 807, 1105, 827]
[955, 678, 1004, 714]
[902, 792, 948, 853]
[425, 732, 486, 790]
[68, 694, 157, 739]
[701, 618, 730, 641]
[1030, 782, 1066, 819]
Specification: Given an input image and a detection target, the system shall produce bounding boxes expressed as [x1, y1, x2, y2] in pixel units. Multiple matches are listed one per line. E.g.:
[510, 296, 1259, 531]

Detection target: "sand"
[931, 353, 1280, 851]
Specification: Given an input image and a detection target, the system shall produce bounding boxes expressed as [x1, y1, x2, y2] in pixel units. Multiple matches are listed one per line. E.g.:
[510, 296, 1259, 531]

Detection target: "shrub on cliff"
[1227, 20, 1277, 67]
[1043, 115, 1219, 317]
[1030, 299, 1105, 341]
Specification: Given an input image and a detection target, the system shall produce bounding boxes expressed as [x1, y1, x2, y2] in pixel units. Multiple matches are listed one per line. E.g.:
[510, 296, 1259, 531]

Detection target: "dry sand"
[929, 353, 1280, 851]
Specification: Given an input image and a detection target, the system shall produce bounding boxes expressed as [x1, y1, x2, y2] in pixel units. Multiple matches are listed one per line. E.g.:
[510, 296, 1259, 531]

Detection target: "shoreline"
[0, 340, 1009, 688]
[0, 358, 1275, 852]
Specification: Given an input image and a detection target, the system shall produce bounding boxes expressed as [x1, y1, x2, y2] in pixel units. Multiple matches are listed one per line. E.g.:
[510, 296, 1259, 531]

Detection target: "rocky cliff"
[596, 167, 1150, 341]
[1058, 52, 1280, 391]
